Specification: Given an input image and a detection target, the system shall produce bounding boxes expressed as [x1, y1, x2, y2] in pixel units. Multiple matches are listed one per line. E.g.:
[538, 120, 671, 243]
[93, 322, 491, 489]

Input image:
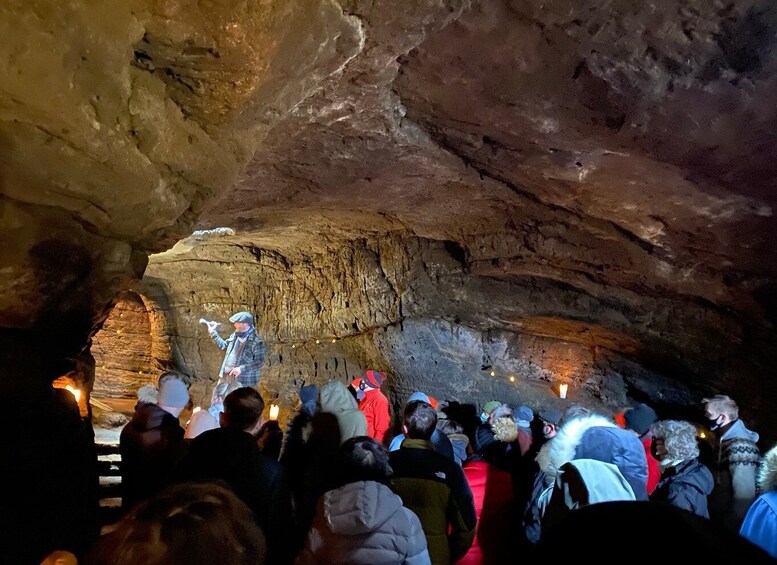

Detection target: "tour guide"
[204, 311, 265, 387]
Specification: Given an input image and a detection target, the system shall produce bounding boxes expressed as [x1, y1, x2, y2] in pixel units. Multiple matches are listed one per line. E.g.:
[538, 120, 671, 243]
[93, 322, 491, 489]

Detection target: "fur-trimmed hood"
[759, 444, 777, 492]
[547, 414, 615, 476]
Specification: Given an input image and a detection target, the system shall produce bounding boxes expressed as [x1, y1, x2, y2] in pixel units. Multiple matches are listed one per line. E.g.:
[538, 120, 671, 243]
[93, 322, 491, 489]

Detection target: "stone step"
[99, 496, 122, 508]
[97, 460, 122, 476]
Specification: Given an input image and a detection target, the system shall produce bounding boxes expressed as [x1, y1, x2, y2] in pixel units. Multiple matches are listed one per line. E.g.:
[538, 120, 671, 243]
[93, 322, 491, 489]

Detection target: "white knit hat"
[157, 379, 189, 408]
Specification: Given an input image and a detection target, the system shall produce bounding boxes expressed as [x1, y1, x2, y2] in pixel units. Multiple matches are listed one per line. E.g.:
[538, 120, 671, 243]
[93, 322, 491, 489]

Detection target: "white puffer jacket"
[297, 480, 430, 565]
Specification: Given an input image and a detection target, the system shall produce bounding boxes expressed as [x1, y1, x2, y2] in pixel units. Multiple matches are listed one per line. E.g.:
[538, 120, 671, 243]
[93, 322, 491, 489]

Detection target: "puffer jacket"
[740, 444, 777, 558]
[548, 414, 648, 500]
[390, 439, 477, 564]
[359, 388, 392, 445]
[651, 459, 713, 517]
[541, 458, 636, 534]
[297, 480, 430, 565]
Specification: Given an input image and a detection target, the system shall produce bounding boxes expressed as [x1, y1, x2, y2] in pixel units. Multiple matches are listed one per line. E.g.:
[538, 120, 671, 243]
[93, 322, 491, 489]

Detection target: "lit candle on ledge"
[558, 383, 568, 399]
[269, 404, 280, 420]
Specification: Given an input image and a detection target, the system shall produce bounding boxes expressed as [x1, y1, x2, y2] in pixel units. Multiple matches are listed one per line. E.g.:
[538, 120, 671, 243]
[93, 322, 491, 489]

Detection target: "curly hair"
[85, 482, 266, 565]
[652, 420, 700, 461]
[492, 415, 519, 443]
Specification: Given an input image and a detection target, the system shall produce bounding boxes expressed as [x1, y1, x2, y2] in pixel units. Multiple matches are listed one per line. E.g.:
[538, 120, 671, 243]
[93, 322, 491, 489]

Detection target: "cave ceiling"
[2, 0, 777, 406]
[190, 0, 777, 378]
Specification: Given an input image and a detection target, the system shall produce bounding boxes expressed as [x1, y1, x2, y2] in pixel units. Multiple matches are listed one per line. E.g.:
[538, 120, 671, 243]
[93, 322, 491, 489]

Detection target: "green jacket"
[389, 439, 476, 564]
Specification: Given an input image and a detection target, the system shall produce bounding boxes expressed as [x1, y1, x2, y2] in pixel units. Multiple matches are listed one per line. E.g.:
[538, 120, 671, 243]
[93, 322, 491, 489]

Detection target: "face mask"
[708, 415, 723, 431]
[480, 412, 488, 423]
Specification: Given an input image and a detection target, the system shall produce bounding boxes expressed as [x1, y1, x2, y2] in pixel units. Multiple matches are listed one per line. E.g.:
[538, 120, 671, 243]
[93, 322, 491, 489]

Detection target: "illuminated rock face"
[3, 3, 777, 435]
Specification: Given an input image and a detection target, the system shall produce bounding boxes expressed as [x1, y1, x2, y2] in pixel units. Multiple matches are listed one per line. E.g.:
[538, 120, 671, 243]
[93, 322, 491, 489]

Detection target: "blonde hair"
[703, 395, 739, 420]
[85, 482, 266, 565]
[211, 381, 241, 406]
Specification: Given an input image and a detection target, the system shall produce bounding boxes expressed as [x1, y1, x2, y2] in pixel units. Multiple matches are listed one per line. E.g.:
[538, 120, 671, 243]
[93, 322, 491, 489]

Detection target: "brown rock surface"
[3, 1, 777, 437]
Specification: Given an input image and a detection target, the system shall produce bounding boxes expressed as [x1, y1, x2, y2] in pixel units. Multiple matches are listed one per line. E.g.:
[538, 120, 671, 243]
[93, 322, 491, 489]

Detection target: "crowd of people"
[44, 366, 771, 565]
[37, 308, 776, 565]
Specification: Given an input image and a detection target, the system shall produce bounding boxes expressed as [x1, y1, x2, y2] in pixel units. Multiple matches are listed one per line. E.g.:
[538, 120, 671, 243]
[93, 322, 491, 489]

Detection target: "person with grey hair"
[203, 311, 265, 387]
[297, 437, 430, 564]
[702, 394, 760, 530]
[649, 420, 713, 518]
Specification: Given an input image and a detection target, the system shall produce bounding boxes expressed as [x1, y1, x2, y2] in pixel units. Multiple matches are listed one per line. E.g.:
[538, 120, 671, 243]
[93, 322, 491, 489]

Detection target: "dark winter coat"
[390, 439, 477, 564]
[650, 458, 714, 518]
[177, 426, 297, 565]
[119, 403, 185, 511]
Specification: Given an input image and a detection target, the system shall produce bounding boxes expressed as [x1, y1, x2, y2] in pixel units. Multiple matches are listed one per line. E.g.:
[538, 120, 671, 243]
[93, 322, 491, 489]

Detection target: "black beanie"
[624, 403, 658, 436]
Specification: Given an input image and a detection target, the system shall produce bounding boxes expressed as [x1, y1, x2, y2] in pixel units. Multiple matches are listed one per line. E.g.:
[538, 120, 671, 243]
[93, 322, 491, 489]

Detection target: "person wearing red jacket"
[358, 370, 391, 445]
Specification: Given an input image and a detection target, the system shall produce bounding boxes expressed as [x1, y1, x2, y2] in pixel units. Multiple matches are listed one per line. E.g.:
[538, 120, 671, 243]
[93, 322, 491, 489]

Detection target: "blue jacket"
[574, 426, 649, 500]
[740, 444, 777, 558]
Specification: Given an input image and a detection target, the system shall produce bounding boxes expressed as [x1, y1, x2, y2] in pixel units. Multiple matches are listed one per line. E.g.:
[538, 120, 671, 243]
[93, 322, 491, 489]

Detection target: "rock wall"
[144, 232, 773, 434]
[92, 293, 155, 398]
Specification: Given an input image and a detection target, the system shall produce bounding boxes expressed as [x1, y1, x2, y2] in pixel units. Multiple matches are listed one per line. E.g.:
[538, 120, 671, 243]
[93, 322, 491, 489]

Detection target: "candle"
[269, 404, 280, 420]
[65, 385, 81, 403]
[559, 383, 568, 399]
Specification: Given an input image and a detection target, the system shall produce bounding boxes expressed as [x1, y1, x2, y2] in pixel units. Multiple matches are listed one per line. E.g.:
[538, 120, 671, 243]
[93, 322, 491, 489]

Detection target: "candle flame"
[65, 385, 81, 403]
[269, 404, 280, 420]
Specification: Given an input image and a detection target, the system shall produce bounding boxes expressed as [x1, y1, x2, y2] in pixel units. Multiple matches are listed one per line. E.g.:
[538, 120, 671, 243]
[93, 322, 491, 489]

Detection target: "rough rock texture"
[3, 4, 777, 553]
[92, 293, 155, 398]
[0, 0, 363, 395]
[144, 0, 777, 434]
[1, 2, 363, 560]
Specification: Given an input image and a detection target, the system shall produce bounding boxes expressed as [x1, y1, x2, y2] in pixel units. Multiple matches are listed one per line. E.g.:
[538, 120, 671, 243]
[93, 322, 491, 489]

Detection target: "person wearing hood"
[650, 420, 713, 518]
[318, 380, 367, 444]
[297, 436, 430, 565]
[538, 411, 648, 538]
[296, 380, 368, 534]
[702, 394, 760, 531]
[740, 444, 777, 558]
[120, 376, 189, 511]
[203, 311, 265, 387]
